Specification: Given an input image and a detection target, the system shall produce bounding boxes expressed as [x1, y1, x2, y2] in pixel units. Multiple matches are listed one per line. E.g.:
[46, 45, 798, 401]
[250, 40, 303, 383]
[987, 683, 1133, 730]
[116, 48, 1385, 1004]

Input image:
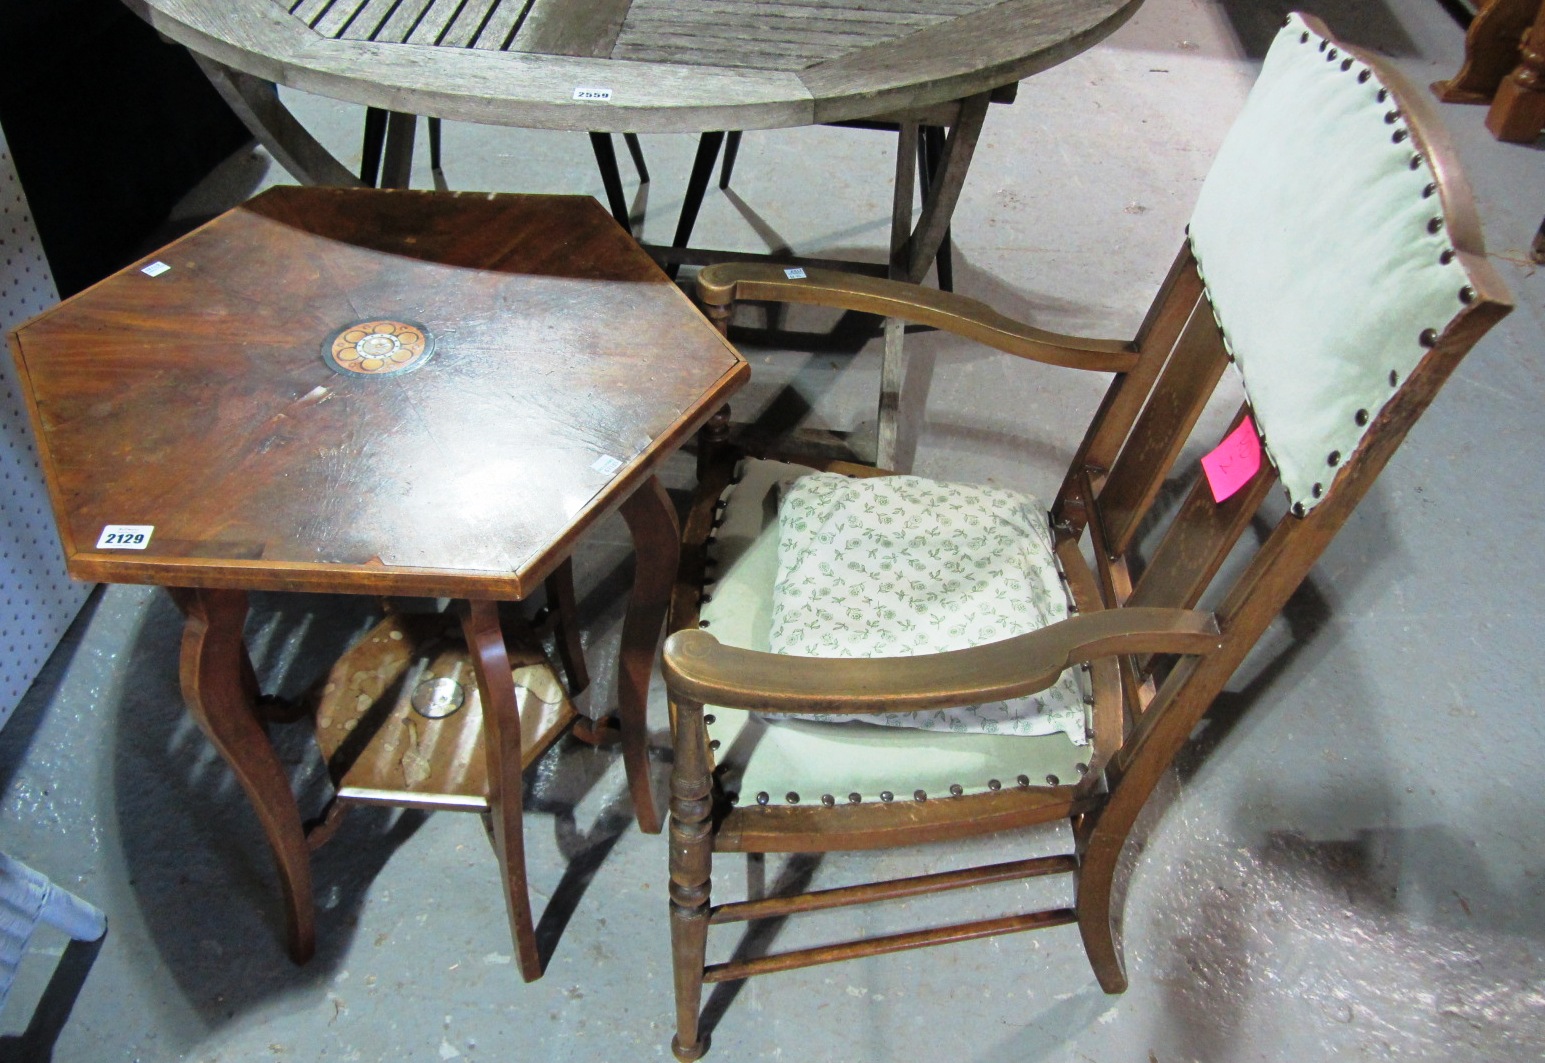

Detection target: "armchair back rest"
[1189, 12, 1485, 516]
[1052, 13, 1510, 783]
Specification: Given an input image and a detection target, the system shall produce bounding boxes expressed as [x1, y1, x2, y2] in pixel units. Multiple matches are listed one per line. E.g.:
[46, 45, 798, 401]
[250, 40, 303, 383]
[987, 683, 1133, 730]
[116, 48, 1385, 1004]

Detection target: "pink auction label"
[1201, 416, 1262, 503]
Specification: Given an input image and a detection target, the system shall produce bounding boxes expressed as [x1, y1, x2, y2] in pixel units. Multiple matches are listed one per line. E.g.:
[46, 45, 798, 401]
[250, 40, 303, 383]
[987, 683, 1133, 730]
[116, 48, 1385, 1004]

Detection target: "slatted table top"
[8, 187, 747, 599]
[129, 0, 1143, 132]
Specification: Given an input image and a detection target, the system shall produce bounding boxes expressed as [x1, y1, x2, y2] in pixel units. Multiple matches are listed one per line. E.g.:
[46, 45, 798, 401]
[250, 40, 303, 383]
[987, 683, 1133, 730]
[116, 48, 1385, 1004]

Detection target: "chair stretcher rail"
[709, 854, 1078, 925]
[703, 908, 1078, 983]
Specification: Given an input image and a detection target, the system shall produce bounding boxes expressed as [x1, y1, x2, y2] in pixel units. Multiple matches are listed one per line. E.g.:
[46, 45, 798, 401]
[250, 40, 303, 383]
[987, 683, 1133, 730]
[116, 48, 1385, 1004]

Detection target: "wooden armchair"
[659, 13, 1512, 1060]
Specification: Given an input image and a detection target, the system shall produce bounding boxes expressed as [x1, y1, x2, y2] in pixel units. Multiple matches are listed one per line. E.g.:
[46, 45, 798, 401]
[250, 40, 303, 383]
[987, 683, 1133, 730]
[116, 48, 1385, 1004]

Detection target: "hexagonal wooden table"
[7, 186, 747, 977]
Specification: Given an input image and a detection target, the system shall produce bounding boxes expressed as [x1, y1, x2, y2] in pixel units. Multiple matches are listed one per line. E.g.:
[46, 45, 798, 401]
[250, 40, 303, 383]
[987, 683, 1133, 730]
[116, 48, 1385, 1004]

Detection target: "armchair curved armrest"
[663, 608, 1222, 714]
[695, 264, 1139, 374]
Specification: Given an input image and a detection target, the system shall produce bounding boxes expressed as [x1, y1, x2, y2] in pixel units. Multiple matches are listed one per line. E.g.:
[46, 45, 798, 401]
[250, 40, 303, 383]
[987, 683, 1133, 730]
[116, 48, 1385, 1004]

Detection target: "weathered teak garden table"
[124, 0, 1143, 465]
[7, 186, 747, 975]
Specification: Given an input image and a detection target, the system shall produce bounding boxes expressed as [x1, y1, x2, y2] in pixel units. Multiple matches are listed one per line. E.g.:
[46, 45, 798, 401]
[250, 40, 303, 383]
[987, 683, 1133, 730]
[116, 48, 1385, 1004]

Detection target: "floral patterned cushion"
[767, 473, 1087, 742]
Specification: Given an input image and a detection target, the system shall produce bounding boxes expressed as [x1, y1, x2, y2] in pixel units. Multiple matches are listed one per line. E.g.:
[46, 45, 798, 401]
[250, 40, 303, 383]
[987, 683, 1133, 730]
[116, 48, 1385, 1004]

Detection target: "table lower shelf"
[309, 610, 575, 812]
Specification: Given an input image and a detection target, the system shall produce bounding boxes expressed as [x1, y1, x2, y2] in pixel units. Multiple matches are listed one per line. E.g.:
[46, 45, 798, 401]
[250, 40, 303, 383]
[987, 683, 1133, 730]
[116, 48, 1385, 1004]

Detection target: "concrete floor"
[4, 0, 1544, 1059]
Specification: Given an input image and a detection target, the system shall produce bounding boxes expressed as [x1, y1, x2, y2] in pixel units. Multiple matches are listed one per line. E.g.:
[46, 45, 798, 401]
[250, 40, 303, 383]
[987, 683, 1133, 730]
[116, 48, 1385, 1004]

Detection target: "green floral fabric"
[768, 473, 1088, 742]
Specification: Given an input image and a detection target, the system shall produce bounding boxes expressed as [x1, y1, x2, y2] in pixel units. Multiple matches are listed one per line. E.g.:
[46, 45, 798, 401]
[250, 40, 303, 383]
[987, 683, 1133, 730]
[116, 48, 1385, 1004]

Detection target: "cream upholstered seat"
[658, 13, 1513, 1061]
[700, 457, 1088, 806]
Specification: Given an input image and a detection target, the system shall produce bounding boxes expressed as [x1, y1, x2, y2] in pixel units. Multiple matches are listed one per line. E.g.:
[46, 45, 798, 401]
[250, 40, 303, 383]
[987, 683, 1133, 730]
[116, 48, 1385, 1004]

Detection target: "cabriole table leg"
[176, 587, 316, 963]
[459, 599, 543, 981]
[615, 476, 680, 836]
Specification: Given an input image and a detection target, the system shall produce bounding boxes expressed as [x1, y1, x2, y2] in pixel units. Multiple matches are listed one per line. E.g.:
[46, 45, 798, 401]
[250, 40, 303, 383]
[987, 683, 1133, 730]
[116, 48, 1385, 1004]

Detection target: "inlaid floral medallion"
[323, 319, 434, 376]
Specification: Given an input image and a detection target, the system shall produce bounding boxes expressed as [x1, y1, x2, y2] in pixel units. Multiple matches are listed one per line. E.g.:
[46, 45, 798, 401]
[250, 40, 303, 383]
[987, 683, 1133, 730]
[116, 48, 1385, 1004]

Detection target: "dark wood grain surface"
[10, 186, 747, 599]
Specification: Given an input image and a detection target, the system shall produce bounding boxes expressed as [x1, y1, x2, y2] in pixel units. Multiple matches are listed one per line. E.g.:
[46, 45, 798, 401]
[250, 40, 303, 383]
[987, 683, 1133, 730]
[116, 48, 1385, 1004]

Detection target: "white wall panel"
[0, 124, 92, 730]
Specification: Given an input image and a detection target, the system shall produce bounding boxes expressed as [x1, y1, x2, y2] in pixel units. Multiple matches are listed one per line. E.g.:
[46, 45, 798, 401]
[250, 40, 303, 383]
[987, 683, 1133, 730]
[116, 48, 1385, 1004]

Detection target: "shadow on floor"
[1213, 0, 1425, 58]
[0, 934, 107, 1063]
[107, 587, 645, 1024]
[695, 853, 824, 1045]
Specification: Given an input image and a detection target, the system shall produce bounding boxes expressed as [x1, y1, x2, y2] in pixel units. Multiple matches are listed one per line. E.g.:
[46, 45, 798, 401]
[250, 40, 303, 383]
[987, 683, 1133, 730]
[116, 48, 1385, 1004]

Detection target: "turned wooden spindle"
[1432, 0, 1542, 103]
[667, 696, 714, 1062]
[1486, 0, 1545, 140]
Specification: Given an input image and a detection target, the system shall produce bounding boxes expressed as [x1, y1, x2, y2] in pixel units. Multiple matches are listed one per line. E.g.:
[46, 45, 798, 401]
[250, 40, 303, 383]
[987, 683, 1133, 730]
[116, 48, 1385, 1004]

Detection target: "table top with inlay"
[126, 0, 1142, 133]
[8, 185, 747, 600]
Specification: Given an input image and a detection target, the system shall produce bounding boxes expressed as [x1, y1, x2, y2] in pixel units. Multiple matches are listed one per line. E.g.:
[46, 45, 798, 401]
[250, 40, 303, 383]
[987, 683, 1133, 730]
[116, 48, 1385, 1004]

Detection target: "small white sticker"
[591, 455, 624, 476]
[96, 524, 154, 549]
[784, 267, 807, 279]
[142, 261, 171, 277]
[572, 87, 613, 102]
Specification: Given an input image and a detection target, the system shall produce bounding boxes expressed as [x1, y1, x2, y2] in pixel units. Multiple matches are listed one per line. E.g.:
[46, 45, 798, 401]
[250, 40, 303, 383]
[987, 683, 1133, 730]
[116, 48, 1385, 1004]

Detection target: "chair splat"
[1093, 296, 1233, 558]
[1054, 247, 1205, 532]
[1127, 405, 1280, 614]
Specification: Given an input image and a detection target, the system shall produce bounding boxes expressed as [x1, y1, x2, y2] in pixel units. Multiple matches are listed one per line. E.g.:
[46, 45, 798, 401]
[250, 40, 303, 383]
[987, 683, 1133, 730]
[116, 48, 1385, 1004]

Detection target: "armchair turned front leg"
[696, 405, 732, 483]
[669, 697, 714, 1061]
